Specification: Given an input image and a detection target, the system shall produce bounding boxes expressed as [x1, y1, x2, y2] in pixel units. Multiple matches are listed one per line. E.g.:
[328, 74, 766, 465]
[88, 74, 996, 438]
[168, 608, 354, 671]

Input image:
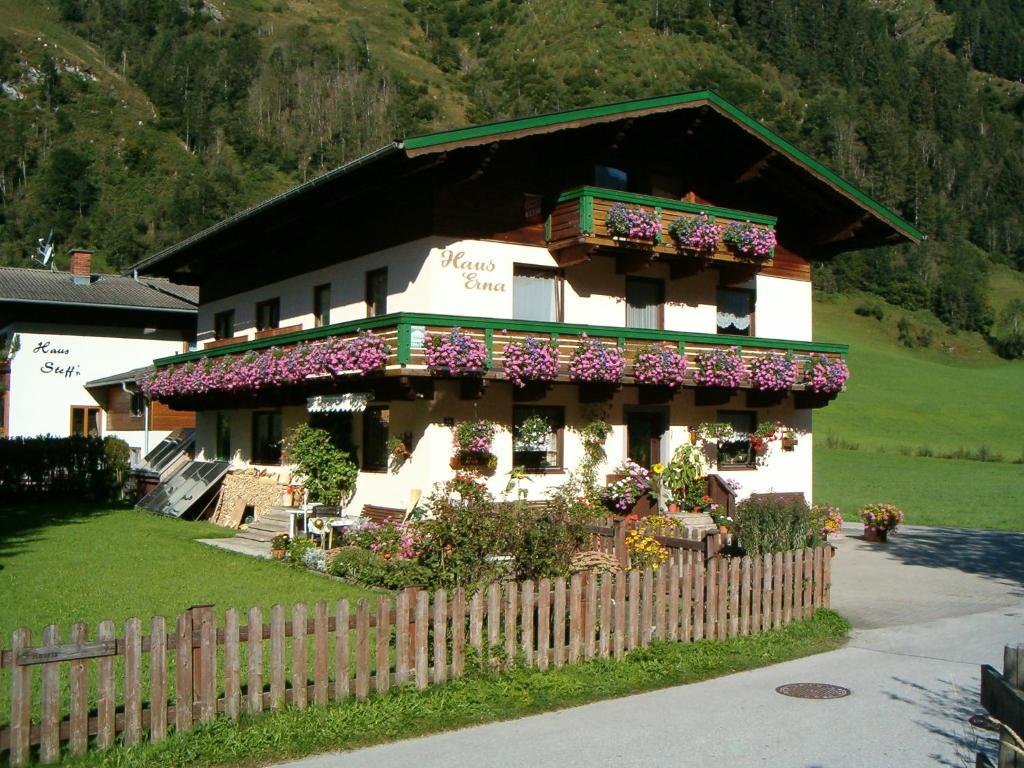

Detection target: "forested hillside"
[1, 0, 1023, 355]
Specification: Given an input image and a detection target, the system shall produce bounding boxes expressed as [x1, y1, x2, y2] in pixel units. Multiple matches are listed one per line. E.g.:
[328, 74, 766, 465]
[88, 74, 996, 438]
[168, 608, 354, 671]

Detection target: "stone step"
[247, 522, 288, 536]
[259, 512, 292, 524]
[236, 528, 277, 543]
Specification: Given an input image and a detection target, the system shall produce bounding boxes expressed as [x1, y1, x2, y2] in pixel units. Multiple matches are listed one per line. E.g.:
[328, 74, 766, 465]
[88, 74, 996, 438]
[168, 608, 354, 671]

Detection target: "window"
[626, 410, 664, 468]
[594, 164, 628, 191]
[716, 411, 756, 468]
[362, 406, 389, 471]
[717, 287, 754, 336]
[513, 266, 562, 322]
[365, 269, 388, 317]
[129, 391, 145, 418]
[213, 310, 234, 341]
[313, 283, 331, 328]
[255, 299, 280, 332]
[216, 413, 231, 461]
[626, 276, 664, 330]
[513, 405, 564, 471]
[310, 412, 356, 458]
[70, 406, 101, 437]
[252, 411, 282, 464]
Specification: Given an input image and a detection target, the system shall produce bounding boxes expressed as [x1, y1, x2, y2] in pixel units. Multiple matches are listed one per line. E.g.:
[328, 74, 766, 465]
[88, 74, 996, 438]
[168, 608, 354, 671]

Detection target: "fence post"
[614, 518, 628, 569]
[188, 604, 215, 721]
[1001, 644, 1023, 768]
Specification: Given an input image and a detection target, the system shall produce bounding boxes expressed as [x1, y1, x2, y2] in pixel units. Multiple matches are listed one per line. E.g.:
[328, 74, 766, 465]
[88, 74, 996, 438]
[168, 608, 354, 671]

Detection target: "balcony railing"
[150, 313, 846, 405]
[546, 186, 777, 266]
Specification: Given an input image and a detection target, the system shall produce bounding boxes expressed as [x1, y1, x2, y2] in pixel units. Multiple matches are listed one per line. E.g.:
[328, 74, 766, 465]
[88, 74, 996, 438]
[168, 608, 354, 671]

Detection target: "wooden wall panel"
[104, 388, 144, 432]
[150, 401, 196, 430]
[760, 244, 811, 281]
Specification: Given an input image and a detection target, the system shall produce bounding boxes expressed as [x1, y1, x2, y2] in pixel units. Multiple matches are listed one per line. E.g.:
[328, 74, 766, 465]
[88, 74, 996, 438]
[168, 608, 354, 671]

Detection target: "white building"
[0, 250, 197, 463]
[131, 91, 921, 516]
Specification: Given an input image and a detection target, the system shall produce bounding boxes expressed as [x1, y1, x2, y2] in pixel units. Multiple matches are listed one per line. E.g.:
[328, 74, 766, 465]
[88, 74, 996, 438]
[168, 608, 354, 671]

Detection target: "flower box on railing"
[546, 186, 777, 266]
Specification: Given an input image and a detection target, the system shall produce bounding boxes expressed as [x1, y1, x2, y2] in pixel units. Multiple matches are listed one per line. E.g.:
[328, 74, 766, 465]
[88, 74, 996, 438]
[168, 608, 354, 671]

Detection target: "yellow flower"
[652, 463, 664, 475]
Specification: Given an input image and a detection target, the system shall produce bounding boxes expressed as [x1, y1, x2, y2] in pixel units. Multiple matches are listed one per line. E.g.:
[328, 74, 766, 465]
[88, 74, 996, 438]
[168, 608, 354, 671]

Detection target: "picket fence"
[1, 545, 832, 766]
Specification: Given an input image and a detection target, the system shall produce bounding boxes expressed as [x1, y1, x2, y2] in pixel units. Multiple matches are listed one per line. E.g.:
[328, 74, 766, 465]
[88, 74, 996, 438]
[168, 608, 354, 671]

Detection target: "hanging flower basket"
[668, 212, 723, 253]
[633, 344, 687, 388]
[569, 334, 624, 384]
[605, 203, 662, 243]
[502, 336, 560, 388]
[693, 346, 745, 389]
[425, 327, 489, 378]
[802, 354, 849, 394]
[722, 221, 777, 259]
[451, 419, 497, 474]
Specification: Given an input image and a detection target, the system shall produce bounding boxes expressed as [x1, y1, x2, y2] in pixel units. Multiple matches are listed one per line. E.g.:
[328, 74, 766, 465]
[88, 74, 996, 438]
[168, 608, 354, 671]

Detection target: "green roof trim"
[155, 311, 847, 368]
[402, 90, 923, 243]
[561, 186, 777, 227]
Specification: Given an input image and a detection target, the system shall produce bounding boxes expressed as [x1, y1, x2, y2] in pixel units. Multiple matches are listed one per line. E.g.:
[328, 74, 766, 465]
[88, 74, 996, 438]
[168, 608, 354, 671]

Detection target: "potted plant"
[270, 533, 290, 560]
[424, 327, 489, 377]
[722, 220, 777, 259]
[781, 428, 799, 451]
[387, 436, 411, 472]
[803, 353, 850, 394]
[693, 346, 745, 404]
[668, 212, 723, 253]
[860, 503, 904, 542]
[750, 420, 782, 459]
[599, 459, 652, 514]
[698, 422, 736, 442]
[633, 344, 688, 388]
[658, 444, 710, 516]
[749, 351, 798, 392]
[502, 335, 560, 389]
[605, 203, 662, 243]
[569, 334, 624, 402]
[451, 419, 498, 473]
[815, 504, 843, 540]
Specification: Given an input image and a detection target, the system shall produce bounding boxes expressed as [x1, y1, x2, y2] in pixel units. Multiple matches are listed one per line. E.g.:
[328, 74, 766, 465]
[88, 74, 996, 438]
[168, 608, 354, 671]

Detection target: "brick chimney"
[68, 248, 93, 277]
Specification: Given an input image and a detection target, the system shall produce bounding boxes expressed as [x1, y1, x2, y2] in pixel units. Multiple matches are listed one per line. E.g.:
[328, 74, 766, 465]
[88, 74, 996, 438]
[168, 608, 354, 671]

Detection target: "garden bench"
[361, 504, 406, 525]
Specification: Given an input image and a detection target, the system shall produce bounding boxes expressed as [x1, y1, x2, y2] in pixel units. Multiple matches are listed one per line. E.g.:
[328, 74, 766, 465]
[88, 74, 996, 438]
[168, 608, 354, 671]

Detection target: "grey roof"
[0, 266, 198, 312]
[85, 365, 154, 389]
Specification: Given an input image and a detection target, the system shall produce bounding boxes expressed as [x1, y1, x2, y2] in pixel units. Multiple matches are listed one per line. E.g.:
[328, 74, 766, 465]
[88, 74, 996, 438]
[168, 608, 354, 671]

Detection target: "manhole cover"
[775, 683, 851, 699]
[968, 714, 999, 732]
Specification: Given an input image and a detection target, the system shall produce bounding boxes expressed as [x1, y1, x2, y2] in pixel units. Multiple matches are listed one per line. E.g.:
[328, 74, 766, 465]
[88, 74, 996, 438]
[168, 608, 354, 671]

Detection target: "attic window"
[594, 165, 628, 191]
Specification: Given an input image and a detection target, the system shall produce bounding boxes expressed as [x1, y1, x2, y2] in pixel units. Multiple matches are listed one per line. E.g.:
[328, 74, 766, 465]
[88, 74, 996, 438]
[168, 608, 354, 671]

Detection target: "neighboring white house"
[0, 250, 197, 463]
[132, 91, 922, 515]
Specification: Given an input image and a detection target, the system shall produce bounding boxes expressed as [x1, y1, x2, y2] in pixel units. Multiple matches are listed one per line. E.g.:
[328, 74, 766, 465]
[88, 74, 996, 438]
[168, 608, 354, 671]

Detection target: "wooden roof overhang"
[131, 91, 922, 292]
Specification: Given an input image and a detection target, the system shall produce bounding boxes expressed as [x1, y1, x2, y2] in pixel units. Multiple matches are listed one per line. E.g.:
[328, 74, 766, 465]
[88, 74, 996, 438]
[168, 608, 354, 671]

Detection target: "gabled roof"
[402, 91, 924, 244]
[131, 90, 923, 279]
[85, 365, 154, 389]
[0, 266, 198, 312]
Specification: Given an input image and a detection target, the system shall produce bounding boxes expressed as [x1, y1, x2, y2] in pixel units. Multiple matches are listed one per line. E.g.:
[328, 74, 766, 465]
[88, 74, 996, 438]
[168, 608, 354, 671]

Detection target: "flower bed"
[425, 327, 489, 376]
[140, 331, 390, 399]
[605, 203, 661, 241]
[633, 344, 688, 387]
[722, 221, 776, 258]
[803, 354, 849, 394]
[749, 351, 797, 391]
[693, 346, 745, 388]
[502, 335, 560, 387]
[668, 212, 722, 253]
[569, 334, 625, 383]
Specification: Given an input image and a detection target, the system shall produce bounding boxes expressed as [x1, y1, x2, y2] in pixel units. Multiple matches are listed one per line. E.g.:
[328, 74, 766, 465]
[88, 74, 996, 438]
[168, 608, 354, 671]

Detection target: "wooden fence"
[585, 517, 730, 571]
[0, 545, 832, 766]
[980, 643, 1024, 768]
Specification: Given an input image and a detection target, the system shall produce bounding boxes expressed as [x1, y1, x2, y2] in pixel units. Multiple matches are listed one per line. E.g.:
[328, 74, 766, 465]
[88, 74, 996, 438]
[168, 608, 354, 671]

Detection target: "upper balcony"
[146, 312, 847, 409]
[546, 187, 778, 269]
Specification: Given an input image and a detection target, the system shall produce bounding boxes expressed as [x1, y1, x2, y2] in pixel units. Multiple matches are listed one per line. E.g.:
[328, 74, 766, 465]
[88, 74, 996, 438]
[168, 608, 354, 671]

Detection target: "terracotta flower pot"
[271, 549, 286, 560]
[781, 437, 798, 451]
[863, 527, 888, 543]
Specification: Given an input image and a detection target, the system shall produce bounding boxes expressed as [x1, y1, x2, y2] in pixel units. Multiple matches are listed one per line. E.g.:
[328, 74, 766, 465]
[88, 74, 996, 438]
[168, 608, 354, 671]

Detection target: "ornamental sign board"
[307, 393, 372, 413]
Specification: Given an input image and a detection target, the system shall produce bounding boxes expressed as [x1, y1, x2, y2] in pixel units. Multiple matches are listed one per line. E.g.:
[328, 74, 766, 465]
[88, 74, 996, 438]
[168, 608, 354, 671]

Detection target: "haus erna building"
[131, 91, 922, 517]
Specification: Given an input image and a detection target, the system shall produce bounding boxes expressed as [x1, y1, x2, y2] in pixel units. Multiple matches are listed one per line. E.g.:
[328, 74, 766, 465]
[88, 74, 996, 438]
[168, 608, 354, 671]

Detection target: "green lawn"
[814, 447, 1024, 531]
[0, 505, 375, 641]
[812, 293, 1024, 530]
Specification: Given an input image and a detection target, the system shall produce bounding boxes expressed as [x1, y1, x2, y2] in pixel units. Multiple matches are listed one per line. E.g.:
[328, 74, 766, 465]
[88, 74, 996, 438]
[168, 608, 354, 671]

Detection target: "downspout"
[122, 382, 149, 461]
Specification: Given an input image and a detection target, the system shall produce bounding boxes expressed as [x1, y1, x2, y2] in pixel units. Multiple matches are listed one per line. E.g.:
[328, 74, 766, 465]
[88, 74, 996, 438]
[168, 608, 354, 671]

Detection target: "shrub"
[282, 424, 357, 504]
[286, 537, 318, 568]
[854, 302, 884, 320]
[327, 548, 432, 590]
[270, 533, 290, 551]
[733, 495, 820, 555]
[0, 435, 129, 502]
[570, 550, 621, 574]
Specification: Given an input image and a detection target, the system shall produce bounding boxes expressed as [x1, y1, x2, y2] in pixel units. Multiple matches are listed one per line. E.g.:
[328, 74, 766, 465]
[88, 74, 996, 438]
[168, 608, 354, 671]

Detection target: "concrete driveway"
[272, 524, 1024, 768]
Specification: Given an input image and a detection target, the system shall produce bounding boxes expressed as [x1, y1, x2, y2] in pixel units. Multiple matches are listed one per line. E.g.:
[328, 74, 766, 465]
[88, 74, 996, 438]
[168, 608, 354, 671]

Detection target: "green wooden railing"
[155, 312, 847, 369]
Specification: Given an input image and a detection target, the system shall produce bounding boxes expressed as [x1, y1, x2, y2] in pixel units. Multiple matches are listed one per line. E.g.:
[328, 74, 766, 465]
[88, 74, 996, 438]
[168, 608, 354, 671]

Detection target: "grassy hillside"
[812, 292, 1024, 530]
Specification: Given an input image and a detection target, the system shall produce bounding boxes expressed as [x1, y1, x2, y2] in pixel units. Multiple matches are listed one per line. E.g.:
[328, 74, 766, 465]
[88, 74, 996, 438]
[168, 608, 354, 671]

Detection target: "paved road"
[273, 525, 1024, 768]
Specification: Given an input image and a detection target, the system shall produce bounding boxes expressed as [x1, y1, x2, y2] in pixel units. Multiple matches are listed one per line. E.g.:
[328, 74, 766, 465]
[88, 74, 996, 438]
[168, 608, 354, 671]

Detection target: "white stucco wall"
[195, 380, 814, 512]
[196, 237, 812, 339]
[4, 324, 184, 453]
